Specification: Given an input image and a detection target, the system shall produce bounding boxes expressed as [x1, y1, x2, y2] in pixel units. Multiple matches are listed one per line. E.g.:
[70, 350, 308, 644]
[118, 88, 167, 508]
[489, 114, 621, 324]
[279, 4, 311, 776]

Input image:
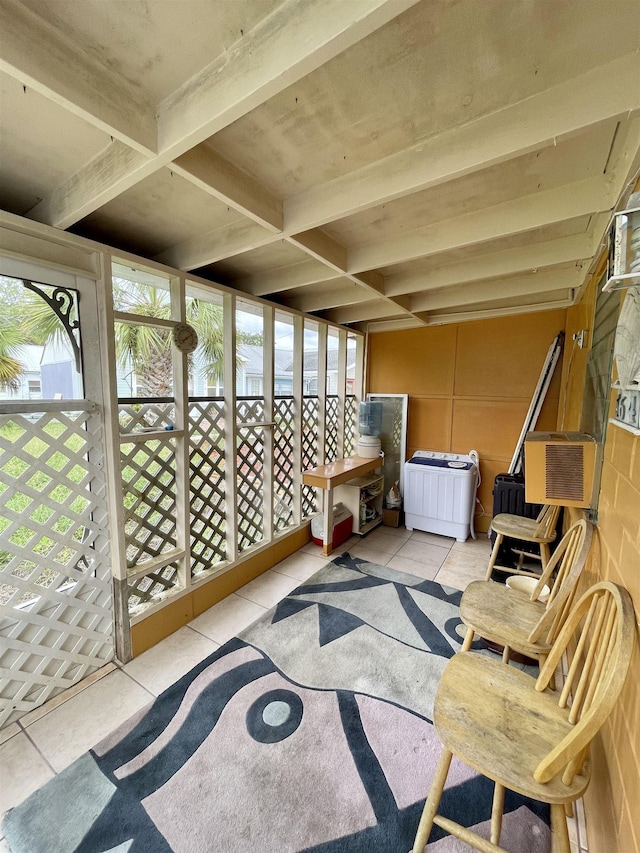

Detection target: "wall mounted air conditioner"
[524, 432, 596, 508]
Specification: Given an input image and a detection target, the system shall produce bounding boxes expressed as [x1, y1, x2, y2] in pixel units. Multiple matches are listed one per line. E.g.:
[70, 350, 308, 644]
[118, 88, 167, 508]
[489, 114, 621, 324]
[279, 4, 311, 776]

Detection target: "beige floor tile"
[272, 551, 330, 582]
[435, 560, 487, 591]
[0, 731, 54, 818]
[235, 570, 300, 609]
[0, 723, 20, 747]
[300, 536, 359, 556]
[375, 525, 412, 540]
[0, 836, 10, 851]
[17, 663, 118, 728]
[386, 555, 441, 580]
[438, 547, 491, 573]
[25, 670, 152, 773]
[348, 542, 393, 565]
[189, 593, 267, 644]
[395, 539, 450, 566]
[406, 529, 456, 547]
[451, 534, 492, 553]
[356, 527, 405, 555]
[123, 626, 219, 696]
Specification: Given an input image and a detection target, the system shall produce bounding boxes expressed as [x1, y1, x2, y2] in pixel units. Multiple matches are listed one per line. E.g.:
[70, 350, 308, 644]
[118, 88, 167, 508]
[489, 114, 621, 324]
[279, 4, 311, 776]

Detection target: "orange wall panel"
[406, 397, 452, 457]
[453, 310, 566, 398]
[451, 399, 529, 461]
[368, 325, 456, 396]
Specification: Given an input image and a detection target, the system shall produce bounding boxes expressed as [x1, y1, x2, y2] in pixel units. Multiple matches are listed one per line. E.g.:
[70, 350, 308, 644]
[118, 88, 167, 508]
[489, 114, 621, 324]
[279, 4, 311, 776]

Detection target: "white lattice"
[189, 402, 226, 575]
[274, 398, 295, 532]
[118, 402, 175, 433]
[236, 399, 265, 552]
[301, 397, 319, 517]
[344, 396, 357, 457]
[325, 396, 339, 462]
[0, 405, 113, 728]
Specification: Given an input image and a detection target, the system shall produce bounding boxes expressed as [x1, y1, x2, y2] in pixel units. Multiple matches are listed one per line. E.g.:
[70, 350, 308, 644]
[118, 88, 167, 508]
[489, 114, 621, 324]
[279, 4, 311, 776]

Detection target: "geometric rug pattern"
[3, 553, 550, 852]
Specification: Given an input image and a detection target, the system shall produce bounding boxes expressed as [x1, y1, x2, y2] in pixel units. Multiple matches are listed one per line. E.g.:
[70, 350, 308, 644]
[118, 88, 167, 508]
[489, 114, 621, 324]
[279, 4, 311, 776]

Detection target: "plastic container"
[310, 503, 353, 547]
[358, 401, 383, 436]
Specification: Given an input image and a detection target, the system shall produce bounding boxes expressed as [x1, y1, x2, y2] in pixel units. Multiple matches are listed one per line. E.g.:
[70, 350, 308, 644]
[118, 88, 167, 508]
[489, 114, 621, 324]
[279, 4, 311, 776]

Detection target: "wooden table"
[302, 456, 382, 556]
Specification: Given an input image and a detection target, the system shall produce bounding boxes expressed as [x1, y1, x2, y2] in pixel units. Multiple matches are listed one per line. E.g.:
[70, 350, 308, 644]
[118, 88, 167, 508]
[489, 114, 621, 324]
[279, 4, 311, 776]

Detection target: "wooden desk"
[302, 456, 382, 556]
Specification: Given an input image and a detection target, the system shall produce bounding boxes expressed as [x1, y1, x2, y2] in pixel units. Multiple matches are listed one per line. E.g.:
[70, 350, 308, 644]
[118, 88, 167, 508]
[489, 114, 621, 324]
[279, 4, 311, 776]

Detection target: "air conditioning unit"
[524, 432, 596, 508]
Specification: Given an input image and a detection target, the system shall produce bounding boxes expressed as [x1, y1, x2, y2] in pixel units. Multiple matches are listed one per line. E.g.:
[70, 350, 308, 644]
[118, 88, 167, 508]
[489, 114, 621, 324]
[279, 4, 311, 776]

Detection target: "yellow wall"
[367, 309, 567, 532]
[561, 275, 640, 853]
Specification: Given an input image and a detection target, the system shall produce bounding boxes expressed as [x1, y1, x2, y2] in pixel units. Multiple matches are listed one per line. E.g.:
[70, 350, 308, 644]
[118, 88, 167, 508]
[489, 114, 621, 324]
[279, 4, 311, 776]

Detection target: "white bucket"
[357, 435, 381, 458]
[506, 575, 550, 602]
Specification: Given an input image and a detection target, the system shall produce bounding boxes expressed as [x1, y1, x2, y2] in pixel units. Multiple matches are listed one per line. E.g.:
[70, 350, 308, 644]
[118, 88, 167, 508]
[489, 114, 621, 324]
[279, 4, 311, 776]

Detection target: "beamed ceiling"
[1, 0, 639, 331]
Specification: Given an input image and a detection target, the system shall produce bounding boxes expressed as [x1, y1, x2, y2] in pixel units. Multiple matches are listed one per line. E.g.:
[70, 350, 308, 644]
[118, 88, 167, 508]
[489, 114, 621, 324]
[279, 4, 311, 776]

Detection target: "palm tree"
[0, 321, 24, 391]
[113, 281, 225, 397]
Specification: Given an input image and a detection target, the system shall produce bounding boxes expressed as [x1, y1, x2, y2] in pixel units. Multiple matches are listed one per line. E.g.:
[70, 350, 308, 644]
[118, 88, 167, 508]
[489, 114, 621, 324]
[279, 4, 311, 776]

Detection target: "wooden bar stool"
[460, 519, 591, 670]
[411, 581, 635, 853]
[485, 504, 561, 580]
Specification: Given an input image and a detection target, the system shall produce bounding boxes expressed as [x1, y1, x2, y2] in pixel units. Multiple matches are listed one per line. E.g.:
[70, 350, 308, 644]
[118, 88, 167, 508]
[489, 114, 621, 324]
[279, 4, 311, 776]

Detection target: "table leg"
[321, 486, 335, 557]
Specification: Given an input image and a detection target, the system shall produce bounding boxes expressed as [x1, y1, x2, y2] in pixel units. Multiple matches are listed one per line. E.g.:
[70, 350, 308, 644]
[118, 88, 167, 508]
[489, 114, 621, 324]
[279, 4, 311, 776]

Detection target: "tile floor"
[0, 525, 587, 853]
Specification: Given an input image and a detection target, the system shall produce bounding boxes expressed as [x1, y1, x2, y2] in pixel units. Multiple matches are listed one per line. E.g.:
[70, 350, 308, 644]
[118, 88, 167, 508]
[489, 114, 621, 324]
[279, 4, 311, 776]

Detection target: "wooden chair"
[411, 582, 635, 853]
[486, 504, 561, 579]
[460, 519, 592, 668]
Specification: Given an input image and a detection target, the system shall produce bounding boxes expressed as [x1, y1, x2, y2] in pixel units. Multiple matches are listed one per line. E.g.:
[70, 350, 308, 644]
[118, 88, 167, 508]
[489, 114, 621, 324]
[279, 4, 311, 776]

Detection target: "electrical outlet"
[573, 330, 587, 348]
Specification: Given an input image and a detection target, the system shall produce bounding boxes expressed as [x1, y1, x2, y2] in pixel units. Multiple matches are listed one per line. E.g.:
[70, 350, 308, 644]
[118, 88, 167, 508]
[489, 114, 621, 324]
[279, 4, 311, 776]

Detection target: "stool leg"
[461, 626, 475, 652]
[412, 748, 453, 853]
[485, 534, 503, 581]
[551, 803, 570, 853]
[490, 782, 505, 845]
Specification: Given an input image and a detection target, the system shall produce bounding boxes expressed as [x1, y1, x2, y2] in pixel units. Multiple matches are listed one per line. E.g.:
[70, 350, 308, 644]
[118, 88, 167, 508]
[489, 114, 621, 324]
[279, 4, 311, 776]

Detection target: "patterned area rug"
[3, 554, 550, 852]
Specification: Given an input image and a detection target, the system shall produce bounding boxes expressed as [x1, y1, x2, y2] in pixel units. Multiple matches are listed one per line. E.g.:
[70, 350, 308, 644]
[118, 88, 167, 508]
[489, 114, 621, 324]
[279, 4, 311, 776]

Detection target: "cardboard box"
[382, 508, 401, 528]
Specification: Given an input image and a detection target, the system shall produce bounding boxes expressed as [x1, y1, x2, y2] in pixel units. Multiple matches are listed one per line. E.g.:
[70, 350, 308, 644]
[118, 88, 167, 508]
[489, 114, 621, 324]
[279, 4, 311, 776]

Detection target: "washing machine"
[404, 450, 479, 542]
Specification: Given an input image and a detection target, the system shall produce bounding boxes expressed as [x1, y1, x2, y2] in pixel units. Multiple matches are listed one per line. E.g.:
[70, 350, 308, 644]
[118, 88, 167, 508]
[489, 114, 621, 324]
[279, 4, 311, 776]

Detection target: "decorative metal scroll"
[22, 279, 82, 372]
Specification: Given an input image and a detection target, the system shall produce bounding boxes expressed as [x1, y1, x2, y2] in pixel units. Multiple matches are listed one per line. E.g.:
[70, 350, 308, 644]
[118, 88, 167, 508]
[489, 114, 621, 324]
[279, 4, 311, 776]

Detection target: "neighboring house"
[295, 348, 357, 395]
[40, 339, 83, 399]
[0, 344, 43, 401]
[235, 345, 293, 397]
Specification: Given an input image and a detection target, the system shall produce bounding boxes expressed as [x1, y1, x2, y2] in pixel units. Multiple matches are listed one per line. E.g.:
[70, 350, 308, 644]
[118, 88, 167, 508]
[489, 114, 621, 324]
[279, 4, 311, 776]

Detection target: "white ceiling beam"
[384, 233, 596, 297]
[28, 142, 155, 229]
[154, 221, 279, 271]
[421, 296, 575, 327]
[157, 0, 423, 157]
[287, 229, 348, 272]
[283, 280, 374, 313]
[348, 175, 618, 273]
[323, 300, 408, 325]
[408, 266, 584, 312]
[235, 260, 343, 297]
[0, 0, 156, 154]
[283, 52, 640, 233]
[171, 147, 283, 232]
[26, 0, 419, 231]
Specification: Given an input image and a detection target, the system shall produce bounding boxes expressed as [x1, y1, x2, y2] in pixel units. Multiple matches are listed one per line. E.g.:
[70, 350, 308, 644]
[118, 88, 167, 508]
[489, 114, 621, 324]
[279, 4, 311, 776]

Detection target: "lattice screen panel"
[236, 399, 265, 552]
[344, 396, 357, 457]
[120, 437, 176, 569]
[127, 562, 180, 615]
[273, 397, 295, 532]
[118, 402, 175, 433]
[0, 407, 113, 728]
[301, 397, 319, 518]
[189, 401, 226, 576]
[325, 396, 339, 462]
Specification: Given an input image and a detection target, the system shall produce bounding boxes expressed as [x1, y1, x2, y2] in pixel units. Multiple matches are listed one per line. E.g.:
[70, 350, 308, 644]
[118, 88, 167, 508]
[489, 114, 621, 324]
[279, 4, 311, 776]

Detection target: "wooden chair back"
[533, 582, 635, 787]
[532, 504, 562, 540]
[528, 519, 592, 645]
